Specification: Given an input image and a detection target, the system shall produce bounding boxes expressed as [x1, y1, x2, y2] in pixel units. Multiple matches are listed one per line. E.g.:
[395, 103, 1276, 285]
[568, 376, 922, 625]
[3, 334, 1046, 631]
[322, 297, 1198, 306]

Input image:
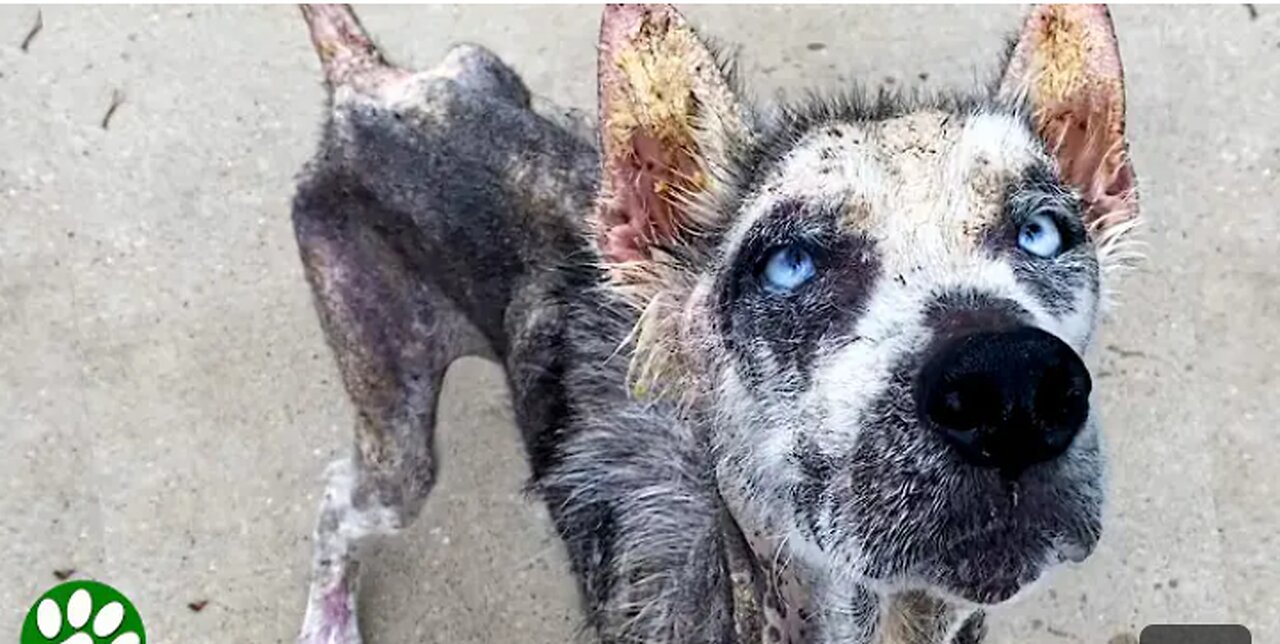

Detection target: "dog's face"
[594, 6, 1137, 607]
[707, 108, 1108, 605]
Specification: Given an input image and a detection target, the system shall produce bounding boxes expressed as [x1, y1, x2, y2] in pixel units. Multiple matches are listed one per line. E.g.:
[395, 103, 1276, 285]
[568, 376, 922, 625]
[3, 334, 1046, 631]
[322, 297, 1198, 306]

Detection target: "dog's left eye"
[1018, 213, 1064, 258]
[760, 244, 816, 293]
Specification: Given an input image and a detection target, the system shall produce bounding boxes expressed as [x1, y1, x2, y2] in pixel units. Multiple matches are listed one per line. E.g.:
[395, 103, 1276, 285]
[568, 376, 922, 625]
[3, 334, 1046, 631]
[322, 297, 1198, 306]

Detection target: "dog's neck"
[719, 490, 821, 643]
[719, 503, 979, 644]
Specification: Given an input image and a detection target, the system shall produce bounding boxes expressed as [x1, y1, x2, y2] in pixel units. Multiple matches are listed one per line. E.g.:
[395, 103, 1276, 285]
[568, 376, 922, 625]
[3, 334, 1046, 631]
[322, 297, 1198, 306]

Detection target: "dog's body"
[291, 6, 1139, 644]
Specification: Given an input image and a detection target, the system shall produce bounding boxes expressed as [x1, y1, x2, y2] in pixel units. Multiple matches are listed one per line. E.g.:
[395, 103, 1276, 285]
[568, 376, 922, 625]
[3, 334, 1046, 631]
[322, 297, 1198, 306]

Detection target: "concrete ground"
[1, 5, 1277, 644]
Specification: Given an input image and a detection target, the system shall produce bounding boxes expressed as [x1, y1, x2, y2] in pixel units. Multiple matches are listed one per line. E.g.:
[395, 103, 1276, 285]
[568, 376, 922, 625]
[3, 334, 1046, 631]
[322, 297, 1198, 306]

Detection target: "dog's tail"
[299, 4, 397, 89]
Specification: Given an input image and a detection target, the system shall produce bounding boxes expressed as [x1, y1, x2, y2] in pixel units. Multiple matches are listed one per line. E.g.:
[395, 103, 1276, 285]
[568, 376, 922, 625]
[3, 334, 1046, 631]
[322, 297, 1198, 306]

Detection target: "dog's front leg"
[811, 583, 880, 643]
[870, 591, 985, 644]
[813, 585, 987, 644]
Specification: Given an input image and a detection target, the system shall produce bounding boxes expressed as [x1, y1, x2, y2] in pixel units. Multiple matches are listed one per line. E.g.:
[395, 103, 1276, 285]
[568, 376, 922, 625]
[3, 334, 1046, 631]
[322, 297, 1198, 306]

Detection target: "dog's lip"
[908, 526, 1098, 606]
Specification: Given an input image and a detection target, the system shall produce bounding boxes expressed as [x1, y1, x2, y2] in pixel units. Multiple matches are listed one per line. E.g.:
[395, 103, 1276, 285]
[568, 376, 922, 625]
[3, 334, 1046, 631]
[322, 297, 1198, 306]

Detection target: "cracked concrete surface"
[1, 5, 1277, 644]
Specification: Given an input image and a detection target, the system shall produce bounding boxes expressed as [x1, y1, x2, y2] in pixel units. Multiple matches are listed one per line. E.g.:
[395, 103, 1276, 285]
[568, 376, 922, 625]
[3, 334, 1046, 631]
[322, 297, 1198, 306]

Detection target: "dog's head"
[592, 5, 1137, 608]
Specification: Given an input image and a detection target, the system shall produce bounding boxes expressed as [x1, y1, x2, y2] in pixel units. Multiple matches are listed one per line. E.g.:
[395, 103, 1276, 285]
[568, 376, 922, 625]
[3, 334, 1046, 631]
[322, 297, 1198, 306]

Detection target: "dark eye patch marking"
[1013, 249, 1099, 317]
[996, 164, 1099, 317]
[717, 199, 881, 391]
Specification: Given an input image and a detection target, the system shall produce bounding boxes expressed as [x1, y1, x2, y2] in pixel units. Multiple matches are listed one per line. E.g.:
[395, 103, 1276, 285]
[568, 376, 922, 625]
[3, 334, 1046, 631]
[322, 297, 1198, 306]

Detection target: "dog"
[289, 4, 1139, 643]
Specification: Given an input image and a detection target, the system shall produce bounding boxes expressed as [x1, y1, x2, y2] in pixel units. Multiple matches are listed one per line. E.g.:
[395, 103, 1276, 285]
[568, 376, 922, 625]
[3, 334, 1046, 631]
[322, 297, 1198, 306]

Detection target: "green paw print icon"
[21, 580, 145, 644]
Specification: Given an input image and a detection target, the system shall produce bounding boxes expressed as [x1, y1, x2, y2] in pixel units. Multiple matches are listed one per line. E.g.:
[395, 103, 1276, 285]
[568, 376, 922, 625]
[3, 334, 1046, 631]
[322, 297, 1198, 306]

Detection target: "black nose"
[917, 327, 1092, 475]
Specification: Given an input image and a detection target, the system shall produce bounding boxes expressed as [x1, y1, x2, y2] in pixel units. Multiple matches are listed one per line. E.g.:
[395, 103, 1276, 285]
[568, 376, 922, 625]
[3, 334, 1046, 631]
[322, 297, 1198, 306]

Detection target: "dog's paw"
[299, 586, 361, 644]
[27, 584, 142, 644]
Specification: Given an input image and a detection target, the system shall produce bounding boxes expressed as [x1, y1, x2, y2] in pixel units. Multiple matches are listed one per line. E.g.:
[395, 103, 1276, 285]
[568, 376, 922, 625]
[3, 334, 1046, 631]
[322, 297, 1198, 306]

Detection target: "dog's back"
[292, 34, 597, 351]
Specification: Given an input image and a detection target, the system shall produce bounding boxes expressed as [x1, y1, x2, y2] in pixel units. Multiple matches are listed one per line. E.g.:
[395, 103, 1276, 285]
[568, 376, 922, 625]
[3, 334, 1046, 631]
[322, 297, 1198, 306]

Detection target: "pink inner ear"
[1039, 93, 1135, 226]
[599, 131, 701, 264]
[596, 4, 712, 266]
[1004, 5, 1137, 227]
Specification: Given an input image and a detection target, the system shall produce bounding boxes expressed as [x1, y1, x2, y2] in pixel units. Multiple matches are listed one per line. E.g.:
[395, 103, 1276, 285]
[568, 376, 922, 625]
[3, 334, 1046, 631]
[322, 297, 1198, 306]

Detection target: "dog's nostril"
[942, 390, 964, 419]
[931, 379, 996, 433]
[918, 327, 1091, 475]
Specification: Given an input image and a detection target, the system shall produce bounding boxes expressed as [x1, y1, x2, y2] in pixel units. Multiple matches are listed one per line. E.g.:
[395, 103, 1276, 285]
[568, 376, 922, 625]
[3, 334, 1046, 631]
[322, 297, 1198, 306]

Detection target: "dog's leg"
[299, 459, 386, 644]
[292, 167, 490, 644]
[878, 592, 984, 644]
[293, 8, 503, 643]
[292, 6, 601, 642]
[815, 583, 880, 643]
[294, 14, 439, 642]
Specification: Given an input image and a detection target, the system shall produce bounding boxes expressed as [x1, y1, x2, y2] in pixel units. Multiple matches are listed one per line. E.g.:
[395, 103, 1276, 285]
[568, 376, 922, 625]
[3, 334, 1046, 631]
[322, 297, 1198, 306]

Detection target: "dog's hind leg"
[291, 5, 597, 642]
[292, 169, 491, 644]
[293, 14, 444, 643]
[290, 171, 488, 644]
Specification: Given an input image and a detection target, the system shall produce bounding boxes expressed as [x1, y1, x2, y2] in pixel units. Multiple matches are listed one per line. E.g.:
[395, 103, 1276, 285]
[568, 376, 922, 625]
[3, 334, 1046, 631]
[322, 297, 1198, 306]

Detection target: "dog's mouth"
[829, 412, 1105, 607]
[859, 466, 1103, 606]
[913, 518, 1101, 605]
[827, 485, 1103, 607]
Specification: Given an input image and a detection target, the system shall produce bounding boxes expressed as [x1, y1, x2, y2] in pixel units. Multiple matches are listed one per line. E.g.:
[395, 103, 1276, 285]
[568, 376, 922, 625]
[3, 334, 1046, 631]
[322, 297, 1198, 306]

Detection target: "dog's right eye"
[1017, 212, 1064, 258]
[759, 244, 816, 294]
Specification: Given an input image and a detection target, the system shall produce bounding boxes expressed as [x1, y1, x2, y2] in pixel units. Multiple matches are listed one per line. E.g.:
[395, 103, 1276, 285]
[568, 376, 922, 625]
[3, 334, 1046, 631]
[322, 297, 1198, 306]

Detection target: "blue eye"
[761, 244, 816, 293]
[1018, 213, 1063, 258]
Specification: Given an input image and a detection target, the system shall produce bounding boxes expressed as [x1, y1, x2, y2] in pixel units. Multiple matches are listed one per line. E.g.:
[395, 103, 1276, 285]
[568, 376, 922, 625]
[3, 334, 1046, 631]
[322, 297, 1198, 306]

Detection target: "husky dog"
[290, 4, 1138, 643]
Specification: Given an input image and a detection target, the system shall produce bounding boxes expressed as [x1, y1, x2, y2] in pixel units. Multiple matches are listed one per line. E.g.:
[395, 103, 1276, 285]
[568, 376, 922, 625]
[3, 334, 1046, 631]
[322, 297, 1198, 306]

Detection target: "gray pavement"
[1, 5, 1277, 644]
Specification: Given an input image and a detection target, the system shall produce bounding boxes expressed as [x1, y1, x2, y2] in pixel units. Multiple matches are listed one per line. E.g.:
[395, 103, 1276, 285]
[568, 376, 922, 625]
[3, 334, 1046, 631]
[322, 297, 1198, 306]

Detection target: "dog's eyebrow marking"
[989, 161, 1086, 252]
[766, 198, 810, 227]
[1005, 163, 1079, 220]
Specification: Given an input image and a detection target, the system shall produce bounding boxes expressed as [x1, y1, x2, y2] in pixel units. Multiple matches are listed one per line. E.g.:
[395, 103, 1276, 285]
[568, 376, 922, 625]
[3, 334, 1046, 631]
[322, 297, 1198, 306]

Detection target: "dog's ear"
[998, 5, 1138, 259]
[594, 4, 748, 276]
[594, 4, 749, 396]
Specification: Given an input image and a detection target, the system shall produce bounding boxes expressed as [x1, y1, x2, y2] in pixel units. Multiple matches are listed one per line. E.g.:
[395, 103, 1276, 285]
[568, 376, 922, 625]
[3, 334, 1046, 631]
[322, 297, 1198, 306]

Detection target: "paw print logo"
[20, 580, 146, 644]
